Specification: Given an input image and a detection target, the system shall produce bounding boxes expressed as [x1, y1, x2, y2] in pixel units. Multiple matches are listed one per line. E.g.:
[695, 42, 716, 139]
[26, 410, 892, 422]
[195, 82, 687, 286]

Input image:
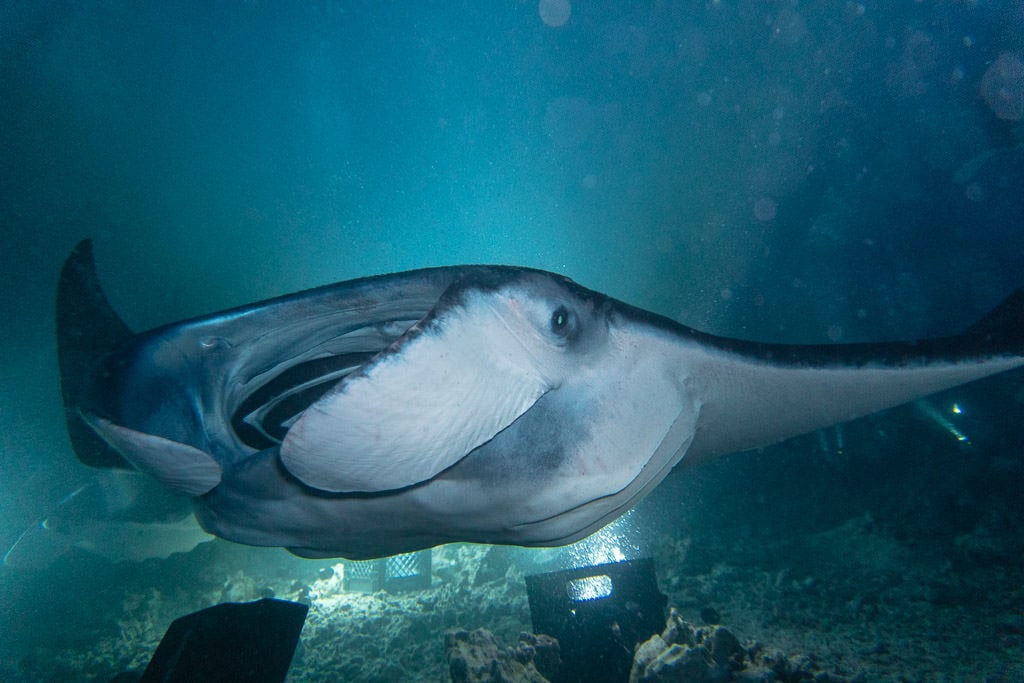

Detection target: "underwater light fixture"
[566, 574, 613, 601]
[916, 399, 970, 443]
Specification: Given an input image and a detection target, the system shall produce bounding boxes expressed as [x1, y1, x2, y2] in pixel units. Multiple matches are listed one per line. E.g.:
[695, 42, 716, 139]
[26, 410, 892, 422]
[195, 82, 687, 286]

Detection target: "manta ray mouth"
[227, 306, 438, 452]
[231, 352, 376, 450]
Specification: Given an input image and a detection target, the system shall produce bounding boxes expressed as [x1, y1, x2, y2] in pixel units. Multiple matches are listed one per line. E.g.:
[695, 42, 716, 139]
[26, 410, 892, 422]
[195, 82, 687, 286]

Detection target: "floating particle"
[539, 0, 571, 28]
[753, 197, 777, 221]
[980, 52, 1024, 121]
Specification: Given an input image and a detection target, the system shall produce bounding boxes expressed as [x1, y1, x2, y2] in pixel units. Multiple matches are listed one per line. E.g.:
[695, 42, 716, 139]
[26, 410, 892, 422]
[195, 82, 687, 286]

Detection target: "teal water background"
[1, 2, 1022, 678]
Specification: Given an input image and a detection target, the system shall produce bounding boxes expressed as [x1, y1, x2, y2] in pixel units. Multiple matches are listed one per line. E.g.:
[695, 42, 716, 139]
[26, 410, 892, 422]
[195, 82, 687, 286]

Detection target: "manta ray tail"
[57, 239, 135, 468]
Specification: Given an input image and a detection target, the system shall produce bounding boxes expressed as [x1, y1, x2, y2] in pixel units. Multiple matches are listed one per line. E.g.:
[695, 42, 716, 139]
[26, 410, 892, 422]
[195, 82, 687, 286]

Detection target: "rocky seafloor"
[4, 504, 1021, 681]
[2, 386, 1022, 681]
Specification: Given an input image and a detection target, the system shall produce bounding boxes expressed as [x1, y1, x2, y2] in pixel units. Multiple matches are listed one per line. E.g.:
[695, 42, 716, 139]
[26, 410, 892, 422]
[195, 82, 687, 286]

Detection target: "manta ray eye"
[550, 305, 574, 338]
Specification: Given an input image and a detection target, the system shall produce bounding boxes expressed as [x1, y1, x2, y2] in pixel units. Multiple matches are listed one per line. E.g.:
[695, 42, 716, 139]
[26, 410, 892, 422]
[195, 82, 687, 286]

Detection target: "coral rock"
[445, 627, 559, 683]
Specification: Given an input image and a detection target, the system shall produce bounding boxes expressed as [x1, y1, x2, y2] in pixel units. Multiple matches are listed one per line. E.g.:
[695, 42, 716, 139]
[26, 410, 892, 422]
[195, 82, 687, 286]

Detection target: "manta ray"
[57, 240, 1024, 559]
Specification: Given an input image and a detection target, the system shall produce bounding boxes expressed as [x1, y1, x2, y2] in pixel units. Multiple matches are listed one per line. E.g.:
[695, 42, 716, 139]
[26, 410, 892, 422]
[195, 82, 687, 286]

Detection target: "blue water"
[2, 2, 1022, 680]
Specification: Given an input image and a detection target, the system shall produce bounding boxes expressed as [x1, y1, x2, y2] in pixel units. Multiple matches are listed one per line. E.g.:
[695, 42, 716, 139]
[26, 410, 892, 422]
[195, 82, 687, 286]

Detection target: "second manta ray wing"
[57, 240, 1024, 559]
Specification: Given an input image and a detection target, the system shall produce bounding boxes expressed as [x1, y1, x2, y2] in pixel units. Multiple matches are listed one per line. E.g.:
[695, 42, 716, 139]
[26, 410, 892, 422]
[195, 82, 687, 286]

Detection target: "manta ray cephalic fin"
[281, 292, 552, 493]
[83, 414, 222, 496]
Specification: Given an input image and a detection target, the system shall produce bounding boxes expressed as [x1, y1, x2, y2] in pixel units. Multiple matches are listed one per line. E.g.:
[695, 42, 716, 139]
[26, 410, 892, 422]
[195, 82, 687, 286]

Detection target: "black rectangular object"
[525, 558, 666, 683]
[141, 598, 308, 683]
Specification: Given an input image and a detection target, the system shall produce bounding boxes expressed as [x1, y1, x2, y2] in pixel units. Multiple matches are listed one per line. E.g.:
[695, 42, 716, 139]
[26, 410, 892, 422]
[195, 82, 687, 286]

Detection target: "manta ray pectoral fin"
[281, 292, 552, 493]
[962, 287, 1024, 350]
[57, 239, 137, 469]
[83, 414, 222, 497]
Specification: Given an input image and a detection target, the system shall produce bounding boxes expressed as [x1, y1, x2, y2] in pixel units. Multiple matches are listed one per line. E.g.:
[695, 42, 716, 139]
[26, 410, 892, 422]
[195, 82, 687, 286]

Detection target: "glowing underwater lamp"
[915, 400, 970, 443]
